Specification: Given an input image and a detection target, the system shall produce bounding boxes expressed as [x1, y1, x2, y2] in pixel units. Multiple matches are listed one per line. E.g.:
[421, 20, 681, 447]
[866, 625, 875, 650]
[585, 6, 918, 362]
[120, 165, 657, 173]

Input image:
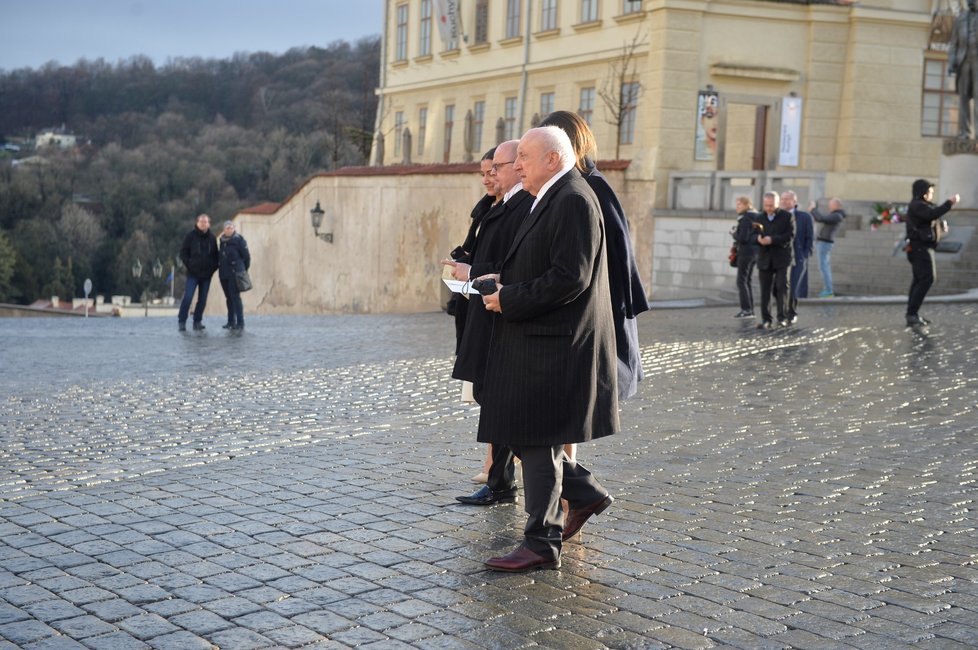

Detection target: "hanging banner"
[779, 96, 802, 167]
[435, 0, 460, 47]
[694, 90, 719, 162]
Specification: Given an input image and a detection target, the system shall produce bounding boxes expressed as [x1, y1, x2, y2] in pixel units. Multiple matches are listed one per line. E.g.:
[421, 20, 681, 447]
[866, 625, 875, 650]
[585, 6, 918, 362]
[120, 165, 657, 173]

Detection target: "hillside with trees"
[0, 37, 380, 304]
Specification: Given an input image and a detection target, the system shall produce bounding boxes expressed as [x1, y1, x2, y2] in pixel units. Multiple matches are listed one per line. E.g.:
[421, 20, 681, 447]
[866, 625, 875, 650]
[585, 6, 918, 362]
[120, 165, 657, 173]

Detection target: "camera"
[751, 221, 764, 232]
[471, 278, 497, 295]
[449, 245, 466, 261]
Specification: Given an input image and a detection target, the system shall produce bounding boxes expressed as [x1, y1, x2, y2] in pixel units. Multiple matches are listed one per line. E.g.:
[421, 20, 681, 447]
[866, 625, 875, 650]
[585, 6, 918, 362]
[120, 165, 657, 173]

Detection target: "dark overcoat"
[452, 189, 533, 385]
[477, 168, 620, 446]
[755, 209, 795, 271]
[583, 161, 649, 400]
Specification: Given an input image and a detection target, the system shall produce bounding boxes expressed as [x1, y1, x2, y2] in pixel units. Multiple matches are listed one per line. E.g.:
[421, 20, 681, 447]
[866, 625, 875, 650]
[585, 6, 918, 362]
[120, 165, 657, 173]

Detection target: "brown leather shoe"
[484, 544, 560, 572]
[562, 494, 613, 541]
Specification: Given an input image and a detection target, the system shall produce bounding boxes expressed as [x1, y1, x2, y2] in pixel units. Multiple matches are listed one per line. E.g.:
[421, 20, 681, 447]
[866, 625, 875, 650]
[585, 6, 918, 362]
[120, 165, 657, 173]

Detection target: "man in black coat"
[755, 192, 795, 329]
[478, 126, 618, 572]
[177, 213, 219, 332]
[443, 140, 533, 506]
[905, 179, 959, 326]
[782, 190, 813, 323]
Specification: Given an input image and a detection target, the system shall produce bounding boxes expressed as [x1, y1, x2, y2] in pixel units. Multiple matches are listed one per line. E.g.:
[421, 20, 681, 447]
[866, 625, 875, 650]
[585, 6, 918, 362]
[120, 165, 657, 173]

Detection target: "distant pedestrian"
[178, 213, 219, 332]
[809, 198, 846, 297]
[755, 191, 795, 329]
[782, 190, 812, 323]
[905, 180, 958, 326]
[731, 196, 759, 318]
[219, 221, 251, 331]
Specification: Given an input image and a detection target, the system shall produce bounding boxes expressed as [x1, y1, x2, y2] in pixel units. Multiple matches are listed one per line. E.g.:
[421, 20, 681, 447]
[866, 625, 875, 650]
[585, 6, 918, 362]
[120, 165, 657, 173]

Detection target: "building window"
[540, 92, 555, 118]
[579, 87, 595, 126]
[506, 0, 522, 39]
[922, 57, 957, 137]
[541, 0, 557, 31]
[444, 104, 455, 163]
[475, 0, 489, 43]
[394, 111, 405, 156]
[395, 4, 409, 61]
[623, 0, 642, 14]
[581, 0, 598, 22]
[473, 101, 485, 151]
[504, 97, 518, 140]
[419, 0, 432, 57]
[418, 107, 428, 155]
[620, 81, 639, 145]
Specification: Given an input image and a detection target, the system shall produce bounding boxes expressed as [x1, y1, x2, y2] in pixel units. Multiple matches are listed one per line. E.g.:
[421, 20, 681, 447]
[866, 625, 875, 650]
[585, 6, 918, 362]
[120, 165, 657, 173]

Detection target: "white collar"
[531, 162, 575, 212]
[503, 182, 523, 203]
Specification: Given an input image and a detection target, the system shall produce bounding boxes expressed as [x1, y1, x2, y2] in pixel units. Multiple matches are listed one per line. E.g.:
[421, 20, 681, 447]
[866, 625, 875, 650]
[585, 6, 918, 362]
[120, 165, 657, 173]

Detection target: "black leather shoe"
[222, 323, 232, 329]
[178, 323, 187, 332]
[778, 319, 790, 327]
[906, 314, 926, 327]
[757, 321, 772, 330]
[456, 484, 518, 505]
[192, 322, 206, 331]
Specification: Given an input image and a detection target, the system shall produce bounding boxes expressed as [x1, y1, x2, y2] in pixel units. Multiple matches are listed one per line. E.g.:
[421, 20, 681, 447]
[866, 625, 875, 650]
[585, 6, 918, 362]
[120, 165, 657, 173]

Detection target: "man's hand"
[478, 274, 503, 312]
[949, 193, 961, 205]
[440, 259, 471, 281]
[808, 200, 817, 212]
[758, 235, 772, 246]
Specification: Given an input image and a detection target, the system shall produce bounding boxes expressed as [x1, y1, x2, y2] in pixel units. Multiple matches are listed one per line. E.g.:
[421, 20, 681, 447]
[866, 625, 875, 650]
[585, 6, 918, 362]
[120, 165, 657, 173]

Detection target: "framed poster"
[695, 90, 719, 161]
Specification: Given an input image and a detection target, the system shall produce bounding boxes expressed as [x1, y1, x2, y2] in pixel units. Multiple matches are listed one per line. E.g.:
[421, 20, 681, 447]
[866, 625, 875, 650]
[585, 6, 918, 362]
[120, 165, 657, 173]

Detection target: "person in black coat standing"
[444, 140, 533, 506]
[449, 148, 498, 354]
[783, 190, 813, 323]
[732, 196, 759, 318]
[178, 213, 219, 332]
[478, 126, 618, 572]
[218, 221, 251, 331]
[539, 110, 650, 401]
[755, 192, 795, 329]
[905, 179, 958, 326]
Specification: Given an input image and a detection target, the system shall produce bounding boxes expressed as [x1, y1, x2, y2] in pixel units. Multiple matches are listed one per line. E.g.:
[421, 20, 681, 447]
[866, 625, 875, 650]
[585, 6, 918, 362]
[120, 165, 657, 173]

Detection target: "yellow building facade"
[374, 0, 945, 205]
[234, 1, 962, 313]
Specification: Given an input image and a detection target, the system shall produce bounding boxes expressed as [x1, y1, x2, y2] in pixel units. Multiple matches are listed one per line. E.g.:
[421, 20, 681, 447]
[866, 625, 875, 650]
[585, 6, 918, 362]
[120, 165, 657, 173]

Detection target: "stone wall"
[231, 165, 654, 315]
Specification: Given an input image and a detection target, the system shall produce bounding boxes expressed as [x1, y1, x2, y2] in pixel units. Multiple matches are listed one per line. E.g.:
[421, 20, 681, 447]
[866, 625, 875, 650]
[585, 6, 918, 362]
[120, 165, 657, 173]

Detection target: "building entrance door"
[717, 96, 776, 171]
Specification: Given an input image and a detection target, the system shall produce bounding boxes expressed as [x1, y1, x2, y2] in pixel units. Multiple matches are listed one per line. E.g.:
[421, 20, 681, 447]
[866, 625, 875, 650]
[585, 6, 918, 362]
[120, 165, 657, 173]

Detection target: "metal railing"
[669, 170, 827, 211]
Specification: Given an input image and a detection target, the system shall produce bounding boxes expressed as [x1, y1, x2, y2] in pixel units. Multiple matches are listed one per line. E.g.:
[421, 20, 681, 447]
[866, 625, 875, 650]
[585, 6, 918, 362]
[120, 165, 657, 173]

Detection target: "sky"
[0, 0, 385, 71]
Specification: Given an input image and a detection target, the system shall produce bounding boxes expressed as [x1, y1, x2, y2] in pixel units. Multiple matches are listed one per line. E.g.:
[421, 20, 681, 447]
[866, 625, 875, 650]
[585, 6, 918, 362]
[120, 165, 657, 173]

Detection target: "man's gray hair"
[762, 191, 780, 205]
[526, 126, 575, 169]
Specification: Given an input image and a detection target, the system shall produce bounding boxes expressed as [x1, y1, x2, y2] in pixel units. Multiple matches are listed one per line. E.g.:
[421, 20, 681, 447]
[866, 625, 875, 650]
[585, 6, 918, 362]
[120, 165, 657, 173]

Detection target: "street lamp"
[131, 258, 164, 317]
[310, 201, 333, 243]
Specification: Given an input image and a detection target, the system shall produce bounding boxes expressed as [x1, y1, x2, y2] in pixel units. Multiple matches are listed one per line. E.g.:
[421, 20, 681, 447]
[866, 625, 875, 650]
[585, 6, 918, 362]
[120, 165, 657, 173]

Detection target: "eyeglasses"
[491, 160, 515, 173]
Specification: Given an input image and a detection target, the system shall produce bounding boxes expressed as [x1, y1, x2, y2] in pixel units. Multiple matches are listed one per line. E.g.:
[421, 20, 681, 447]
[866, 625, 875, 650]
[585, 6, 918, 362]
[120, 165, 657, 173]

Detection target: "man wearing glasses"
[442, 140, 533, 506]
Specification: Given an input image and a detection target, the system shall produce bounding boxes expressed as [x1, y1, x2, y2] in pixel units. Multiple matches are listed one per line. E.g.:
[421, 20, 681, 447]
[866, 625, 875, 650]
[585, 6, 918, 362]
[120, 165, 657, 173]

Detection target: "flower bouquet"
[870, 203, 905, 231]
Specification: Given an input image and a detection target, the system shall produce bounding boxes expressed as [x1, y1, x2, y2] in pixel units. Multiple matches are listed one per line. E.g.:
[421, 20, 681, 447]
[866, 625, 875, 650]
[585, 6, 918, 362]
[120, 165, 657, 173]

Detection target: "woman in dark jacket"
[218, 220, 251, 331]
[540, 110, 650, 401]
[732, 196, 760, 318]
[905, 179, 958, 326]
[449, 148, 498, 355]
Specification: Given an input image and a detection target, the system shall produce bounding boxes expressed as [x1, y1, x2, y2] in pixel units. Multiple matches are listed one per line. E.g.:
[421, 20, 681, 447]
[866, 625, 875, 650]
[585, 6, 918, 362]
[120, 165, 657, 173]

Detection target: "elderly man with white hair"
[475, 126, 619, 572]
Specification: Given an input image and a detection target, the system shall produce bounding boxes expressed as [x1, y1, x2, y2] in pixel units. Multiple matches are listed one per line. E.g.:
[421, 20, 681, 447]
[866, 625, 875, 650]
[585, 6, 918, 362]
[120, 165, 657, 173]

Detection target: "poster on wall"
[779, 96, 802, 167]
[694, 89, 719, 162]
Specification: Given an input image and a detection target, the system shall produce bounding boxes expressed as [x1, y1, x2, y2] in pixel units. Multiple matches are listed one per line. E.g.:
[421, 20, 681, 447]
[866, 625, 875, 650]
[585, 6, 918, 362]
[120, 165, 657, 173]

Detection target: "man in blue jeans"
[177, 214, 219, 332]
[810, 198, 846, 297]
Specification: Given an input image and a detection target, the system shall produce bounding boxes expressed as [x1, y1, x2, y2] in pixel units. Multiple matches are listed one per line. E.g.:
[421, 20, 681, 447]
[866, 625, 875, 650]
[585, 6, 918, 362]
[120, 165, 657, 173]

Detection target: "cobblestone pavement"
[1, 302, 976, 649]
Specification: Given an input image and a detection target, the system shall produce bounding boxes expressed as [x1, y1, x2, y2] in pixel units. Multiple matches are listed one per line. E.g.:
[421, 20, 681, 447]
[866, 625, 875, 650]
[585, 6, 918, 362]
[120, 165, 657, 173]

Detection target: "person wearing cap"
[218, 220, 251, 331]
[905, 179, 959, 326]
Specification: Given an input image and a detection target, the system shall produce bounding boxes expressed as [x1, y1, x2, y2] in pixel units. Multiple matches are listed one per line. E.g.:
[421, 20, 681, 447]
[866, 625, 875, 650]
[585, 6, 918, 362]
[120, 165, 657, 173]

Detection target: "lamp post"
[310, 201, 333, 243]
[131, 258, 164, 317]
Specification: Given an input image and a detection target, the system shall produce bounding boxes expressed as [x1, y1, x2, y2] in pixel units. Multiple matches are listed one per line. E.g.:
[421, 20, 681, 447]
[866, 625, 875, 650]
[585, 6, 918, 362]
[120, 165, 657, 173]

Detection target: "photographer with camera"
[905, 179, 958, 327]
[755, 191, 796, 329]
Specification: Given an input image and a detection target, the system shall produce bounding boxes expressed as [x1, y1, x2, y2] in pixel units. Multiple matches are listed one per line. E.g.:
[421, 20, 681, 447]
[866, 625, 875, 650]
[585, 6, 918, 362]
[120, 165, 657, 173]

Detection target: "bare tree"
[599, 29, 647, 160]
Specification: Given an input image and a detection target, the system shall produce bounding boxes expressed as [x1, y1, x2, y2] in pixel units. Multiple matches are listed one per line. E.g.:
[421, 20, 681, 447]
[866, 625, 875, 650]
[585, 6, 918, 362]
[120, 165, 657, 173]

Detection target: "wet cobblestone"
[1, 302, 977, 648]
